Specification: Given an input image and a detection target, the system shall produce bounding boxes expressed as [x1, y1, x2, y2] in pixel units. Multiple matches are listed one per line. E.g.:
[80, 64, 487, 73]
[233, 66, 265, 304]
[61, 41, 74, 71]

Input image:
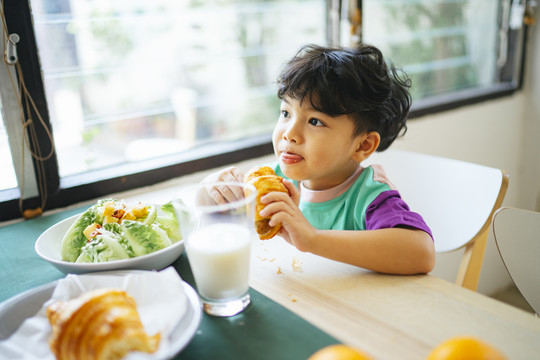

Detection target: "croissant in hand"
[244, 166, 290, 240]
[46, 288, 160, 360]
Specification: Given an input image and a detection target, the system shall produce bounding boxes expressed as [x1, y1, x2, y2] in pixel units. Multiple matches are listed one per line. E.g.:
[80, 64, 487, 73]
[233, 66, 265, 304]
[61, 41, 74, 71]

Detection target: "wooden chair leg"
[455, 171, 509, 291]
[455, 228, 490, 291]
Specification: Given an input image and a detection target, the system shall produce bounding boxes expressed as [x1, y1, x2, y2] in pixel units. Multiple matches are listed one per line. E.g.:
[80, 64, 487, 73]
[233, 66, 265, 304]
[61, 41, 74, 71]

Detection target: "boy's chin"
[279, 164, 303, 181]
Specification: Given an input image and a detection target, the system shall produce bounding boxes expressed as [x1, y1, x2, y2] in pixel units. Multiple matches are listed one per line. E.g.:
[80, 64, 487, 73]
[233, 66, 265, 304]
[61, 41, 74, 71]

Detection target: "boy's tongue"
[281, 152, 303, 164]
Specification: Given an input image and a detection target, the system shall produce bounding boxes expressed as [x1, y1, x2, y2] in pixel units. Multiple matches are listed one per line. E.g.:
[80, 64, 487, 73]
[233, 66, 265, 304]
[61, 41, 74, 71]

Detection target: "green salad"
[60, 198, 188, 263]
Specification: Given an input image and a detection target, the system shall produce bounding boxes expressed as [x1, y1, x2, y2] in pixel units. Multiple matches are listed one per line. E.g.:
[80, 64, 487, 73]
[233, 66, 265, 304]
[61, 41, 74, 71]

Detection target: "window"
[0, 0, 532, 221]
[363, 1, 500, 98]
[1, 0, 327, 220]
[342, 0, 532, 115]
[31, 1, 326, 180]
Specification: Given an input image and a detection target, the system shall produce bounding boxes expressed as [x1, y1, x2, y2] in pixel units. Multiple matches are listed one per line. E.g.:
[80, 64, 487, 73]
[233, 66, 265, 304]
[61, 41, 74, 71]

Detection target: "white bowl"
[0, 271, 202, 359]
[35, 214, 185, 274]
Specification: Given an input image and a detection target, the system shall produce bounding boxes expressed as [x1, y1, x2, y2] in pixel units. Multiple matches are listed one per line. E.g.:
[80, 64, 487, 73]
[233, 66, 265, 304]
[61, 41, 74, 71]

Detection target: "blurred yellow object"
[426, 336, 507, 360]
[308, 344, 373, 360]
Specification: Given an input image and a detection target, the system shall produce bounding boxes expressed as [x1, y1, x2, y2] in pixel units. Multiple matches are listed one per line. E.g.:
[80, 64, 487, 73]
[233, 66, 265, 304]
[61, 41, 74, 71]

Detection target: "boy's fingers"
[230, 167, 245, 182]
[213, 183, 246, 203]
[282, 179, 300, 204]
[229, 183, 246, 200]
[202, 166, 246, 204]
[206, 186, 227, 204]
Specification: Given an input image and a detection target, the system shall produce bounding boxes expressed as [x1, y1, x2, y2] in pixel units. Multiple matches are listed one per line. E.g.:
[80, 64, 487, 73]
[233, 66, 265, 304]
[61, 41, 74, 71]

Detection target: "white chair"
[364, 149, 509, 291]
[492, 207, 540, 314]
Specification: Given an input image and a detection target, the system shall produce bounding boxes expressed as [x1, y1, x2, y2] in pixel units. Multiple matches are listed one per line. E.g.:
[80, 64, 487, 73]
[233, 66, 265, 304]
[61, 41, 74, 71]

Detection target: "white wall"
[521, 22, 540, 213]
[389, 23, 540, 295]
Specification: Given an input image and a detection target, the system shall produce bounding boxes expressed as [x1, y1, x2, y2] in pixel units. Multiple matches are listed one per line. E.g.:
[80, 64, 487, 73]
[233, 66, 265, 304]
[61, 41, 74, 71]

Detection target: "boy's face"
[273, 96, 366, 191]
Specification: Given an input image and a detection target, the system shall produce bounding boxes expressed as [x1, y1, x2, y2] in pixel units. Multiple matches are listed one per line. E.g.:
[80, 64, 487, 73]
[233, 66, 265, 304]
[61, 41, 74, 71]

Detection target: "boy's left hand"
[200, 166, 245, 204]
[259, 179, 316, 252]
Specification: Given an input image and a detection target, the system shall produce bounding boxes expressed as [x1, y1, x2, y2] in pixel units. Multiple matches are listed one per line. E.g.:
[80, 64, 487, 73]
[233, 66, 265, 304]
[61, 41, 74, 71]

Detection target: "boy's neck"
[301, 163, 363, 191]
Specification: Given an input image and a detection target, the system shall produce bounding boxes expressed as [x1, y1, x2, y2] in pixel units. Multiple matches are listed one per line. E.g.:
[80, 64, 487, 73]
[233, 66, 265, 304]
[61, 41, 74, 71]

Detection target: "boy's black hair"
[277, 44, 411, 151]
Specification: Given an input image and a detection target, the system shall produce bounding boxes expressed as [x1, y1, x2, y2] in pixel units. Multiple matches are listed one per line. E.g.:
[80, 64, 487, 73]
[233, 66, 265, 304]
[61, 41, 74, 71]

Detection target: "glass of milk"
[180, 182, 257, 317]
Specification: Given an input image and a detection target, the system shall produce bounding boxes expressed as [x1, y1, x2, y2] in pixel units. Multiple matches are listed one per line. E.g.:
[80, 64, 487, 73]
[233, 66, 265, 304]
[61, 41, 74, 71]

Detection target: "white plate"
[35, 214, 185, 274]
[0, 275, 202, 359]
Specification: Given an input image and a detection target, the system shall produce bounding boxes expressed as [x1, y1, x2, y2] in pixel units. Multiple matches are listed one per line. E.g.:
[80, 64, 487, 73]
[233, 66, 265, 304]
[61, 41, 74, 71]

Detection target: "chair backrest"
[364, 149, 509, 290]
[493, 207, 540, 314]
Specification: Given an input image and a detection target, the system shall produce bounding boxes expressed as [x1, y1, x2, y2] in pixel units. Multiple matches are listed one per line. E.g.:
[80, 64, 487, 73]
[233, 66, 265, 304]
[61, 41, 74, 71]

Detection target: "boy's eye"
[280, 109, 290, 118]
[308, 118, 325, 127]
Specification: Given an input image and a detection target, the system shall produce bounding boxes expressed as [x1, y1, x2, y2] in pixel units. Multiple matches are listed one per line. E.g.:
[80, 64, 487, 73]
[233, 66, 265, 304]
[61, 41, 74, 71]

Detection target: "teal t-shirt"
[274, 164, 390, 231]
[273, 163, 432, 237]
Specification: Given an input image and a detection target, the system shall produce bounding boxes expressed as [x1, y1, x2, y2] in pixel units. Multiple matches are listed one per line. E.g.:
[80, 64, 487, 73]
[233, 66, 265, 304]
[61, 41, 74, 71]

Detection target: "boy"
[204, 44, 435, 275]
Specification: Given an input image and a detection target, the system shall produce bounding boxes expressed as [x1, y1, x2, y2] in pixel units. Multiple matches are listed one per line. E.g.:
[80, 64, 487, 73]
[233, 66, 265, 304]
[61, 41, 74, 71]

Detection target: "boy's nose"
[282, 120, 301, 143]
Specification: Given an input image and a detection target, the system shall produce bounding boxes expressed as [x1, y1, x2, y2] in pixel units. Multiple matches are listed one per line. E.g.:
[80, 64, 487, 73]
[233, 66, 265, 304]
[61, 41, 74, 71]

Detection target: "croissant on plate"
[244, 166, 290, 240]
[46, 288, 161, 360]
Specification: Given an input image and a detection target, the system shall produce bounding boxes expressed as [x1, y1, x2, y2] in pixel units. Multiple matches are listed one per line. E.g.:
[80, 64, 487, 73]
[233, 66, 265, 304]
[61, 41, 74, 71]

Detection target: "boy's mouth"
[280, 151, 303, 164]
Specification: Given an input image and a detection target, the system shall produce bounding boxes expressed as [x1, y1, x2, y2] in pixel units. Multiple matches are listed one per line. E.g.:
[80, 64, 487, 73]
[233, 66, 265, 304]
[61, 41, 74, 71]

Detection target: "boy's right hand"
[258, 179, 316, 249]
[200, 166, 245, 204]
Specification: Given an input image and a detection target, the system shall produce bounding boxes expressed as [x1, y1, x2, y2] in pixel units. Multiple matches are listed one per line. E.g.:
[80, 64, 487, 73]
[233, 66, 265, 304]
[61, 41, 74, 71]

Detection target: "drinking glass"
[180, 182, 257, 317]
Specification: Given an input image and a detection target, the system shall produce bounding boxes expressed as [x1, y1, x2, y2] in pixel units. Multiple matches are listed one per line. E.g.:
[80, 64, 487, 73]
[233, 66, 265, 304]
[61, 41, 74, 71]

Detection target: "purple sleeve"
[365, 190, 433, 240]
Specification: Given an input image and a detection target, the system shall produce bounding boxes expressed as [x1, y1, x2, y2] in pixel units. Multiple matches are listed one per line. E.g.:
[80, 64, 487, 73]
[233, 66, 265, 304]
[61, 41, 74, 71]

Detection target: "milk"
[186, 223, 252, 300]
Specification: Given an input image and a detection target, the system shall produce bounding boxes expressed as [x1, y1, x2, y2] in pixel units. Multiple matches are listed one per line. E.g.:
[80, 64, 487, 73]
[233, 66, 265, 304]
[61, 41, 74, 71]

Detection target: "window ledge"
[410, 83, 518, 119]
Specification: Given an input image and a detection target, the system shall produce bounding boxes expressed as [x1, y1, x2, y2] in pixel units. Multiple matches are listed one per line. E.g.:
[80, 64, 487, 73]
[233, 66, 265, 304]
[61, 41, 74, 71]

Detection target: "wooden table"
[1, 151, 539, 359]
[249, 236, 540, 359]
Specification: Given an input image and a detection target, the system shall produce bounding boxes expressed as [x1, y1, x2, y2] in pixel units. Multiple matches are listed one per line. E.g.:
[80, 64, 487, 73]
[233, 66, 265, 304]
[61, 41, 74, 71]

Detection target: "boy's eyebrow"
[282, 95, 332, 117]
[282, 96, 316, 112]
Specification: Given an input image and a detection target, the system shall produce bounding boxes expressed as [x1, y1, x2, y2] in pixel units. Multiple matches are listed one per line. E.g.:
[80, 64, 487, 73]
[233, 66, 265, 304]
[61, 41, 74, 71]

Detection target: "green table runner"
[0, 208, 337, 359]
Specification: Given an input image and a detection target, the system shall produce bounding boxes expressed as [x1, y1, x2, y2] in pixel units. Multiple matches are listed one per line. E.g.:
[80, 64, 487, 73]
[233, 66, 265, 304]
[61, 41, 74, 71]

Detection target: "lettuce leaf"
[121, 220, 172, 256]
[75, 229, 131, 263]
[60, 199, 113, 262]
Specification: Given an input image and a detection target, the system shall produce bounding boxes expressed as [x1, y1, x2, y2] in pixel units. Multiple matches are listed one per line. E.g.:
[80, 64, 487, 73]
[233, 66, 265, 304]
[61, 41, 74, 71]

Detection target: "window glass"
[362, 0, 500, 101]
[29, 0, 326, 177]
[0, 107, 18, 191]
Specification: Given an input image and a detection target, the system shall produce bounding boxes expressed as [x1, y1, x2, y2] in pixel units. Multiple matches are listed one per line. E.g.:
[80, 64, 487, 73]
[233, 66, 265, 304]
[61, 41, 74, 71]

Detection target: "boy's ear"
[352, 131, 380, 162]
